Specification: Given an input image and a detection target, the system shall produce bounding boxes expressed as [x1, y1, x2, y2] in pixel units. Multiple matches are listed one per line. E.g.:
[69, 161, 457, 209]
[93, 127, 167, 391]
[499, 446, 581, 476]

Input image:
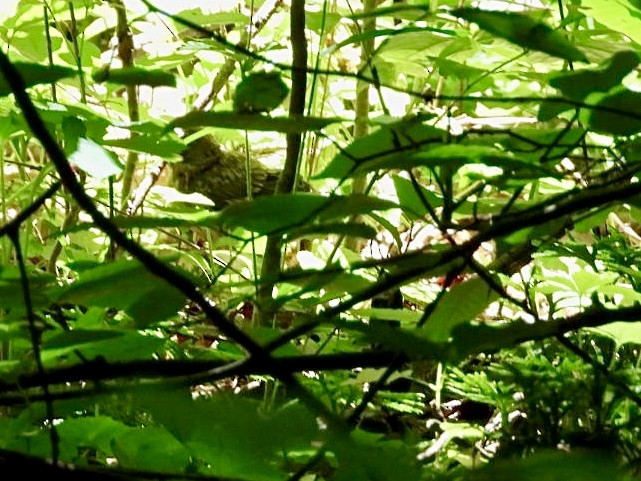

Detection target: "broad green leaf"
[581, 87, 641, 135]
[451, 8, 588, 63]
[349, 4, 431, 21]
[92, 67, 176, 87]
[463, 449, 627, 481]
[393, 174, 443, 219]
[331, 431, 421, 481]
[327, 26, 455, 54]
[101, 135, 185, 157]
[580, 0, 641, 46]
[358, 144, 551, 178]
[434, 57, 487, 81]
[316, 194, 399, 220]
[364, 322, 446, 359]
[537, 98, 578, 121]
[56, 416, 132, 461]
[41, 329, 166, 364]
[51, 259, 187, 326]
[169, 110, 341, 133]
[69, 137, 123, 179]
[218, 193, 398, 234]
[113, 427, 191, 473]
[549, 50, 640, 100]
[287, 222, 378, 240]
[233, 71, 289, 113]
[425, 276, 498, 343]
[351, 308, 422, 325]
[0, 266, 53, 310]
[0, 63, 75, 96]
[316, 121, 445, 179]
[590, 322, 641, 347]
[64, 213, 220, 234]
[177, 8, 248, 26]
[306, 10, 342, 33]
[137, 391, 317, 481]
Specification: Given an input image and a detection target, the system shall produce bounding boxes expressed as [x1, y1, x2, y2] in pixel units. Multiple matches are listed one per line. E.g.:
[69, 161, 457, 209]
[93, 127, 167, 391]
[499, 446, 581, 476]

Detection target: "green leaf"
[425, 276, 498, 343]
[113, 427, 191, 472]
[0, 266, 53, 310]
[331, 431, 421, 481]
[57, 416, 131, 461]
[548, 50, 640, 100]
[101, 135, 185, 157]
[315, 121, 445, 179]
[233, 71, 289, 113]
[287, 222, 378, 240]
[218, 194, 398, 235]
[327, 26, 455, 54]
[0, 63, 76, 96]
[52, 259, 187, 326]
[463, 449, 628, 481]
[590, 322, 641, 347]
[317, 194, 400, 220]
[136, 391, 318, 481]
[581, 87, 641, 135]
[451, 8, 588, 63]
[351, 308, 422, 325]
[92, 67, 176, 87]
[41, 329, 166, 364]
[69, 137, 123, 179]
[393, 175, 443, 219]
[169, 110, 340, 133]
[360, 144, 551, 178]
[178, 8, 248, 26]
[364, 323, 446, 360]
[580, 0, 641, 46]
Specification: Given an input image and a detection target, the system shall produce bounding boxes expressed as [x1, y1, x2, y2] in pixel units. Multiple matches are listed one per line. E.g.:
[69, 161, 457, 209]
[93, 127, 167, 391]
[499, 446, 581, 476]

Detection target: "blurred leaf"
[331, 431, 421, 481]
[364, 322, 446, 360]
[464, 449, 627, 481]
[581, 87, 641, 135]
[393, 175, 443, 219]
[590, 322, 641, 347]
[218, 194, 398, 234]
[233, 71, 289, 113]
[101, 135, 185, 157]
[0, 266, 53, 310]
[287, 222, 378, 240]
[113, 427, 191, 472]
[0, 63, 76, 96]
[451, 8, 588, 62]
[351, 308, 422, 325]
[425, 276, 498, 343]
[69, 137, 123, 179]
[135, 389, 317, 481]
[41, 329, 165, 364]
[169, 110, 340, 133]
[579, 87, 641, 135]
[56, 416, 132, 461]
[579, 0, 641, 45]
[178, 8, 248, 26]
[316, 121, 445, 179]
[92, 67, 176, 87]
[327, 26, 455, 54]
[549, 50, 640, 100]
[51, 259, 187, 326]
[357, 144, 551, 178]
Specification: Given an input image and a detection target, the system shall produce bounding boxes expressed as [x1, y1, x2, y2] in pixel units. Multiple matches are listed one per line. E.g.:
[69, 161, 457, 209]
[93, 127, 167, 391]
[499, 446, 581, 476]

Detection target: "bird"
[169, 134, 307, 209]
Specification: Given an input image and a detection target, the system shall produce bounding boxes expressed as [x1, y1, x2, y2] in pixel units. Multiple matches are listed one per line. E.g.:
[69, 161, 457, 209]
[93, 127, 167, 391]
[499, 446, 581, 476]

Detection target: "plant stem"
[255, 0, 308, 326]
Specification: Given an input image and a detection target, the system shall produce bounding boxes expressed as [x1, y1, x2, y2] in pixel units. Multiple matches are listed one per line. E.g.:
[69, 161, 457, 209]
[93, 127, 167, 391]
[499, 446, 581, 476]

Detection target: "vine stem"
[110, 0, 141, 209]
